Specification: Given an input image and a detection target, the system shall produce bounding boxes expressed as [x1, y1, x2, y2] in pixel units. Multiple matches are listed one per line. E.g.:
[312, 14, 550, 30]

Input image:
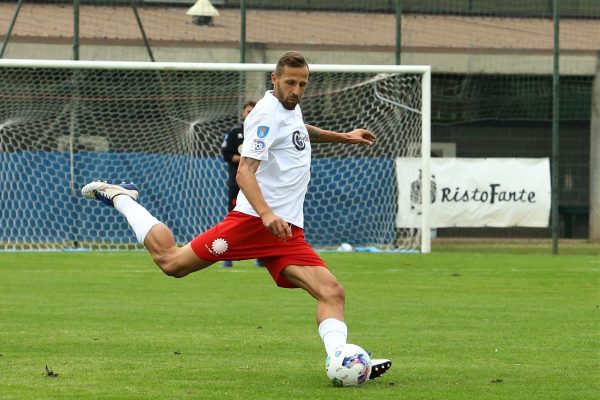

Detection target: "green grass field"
[0, 247, 598, 399]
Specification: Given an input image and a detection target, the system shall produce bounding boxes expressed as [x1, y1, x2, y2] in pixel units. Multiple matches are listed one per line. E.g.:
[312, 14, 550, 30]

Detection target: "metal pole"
[552, 0, 560, 254]
[71, 0, 81, 246]
[0, 0, 24, 59]
[132, 2, 155, 62]
[73, 0, 80, 60]
[395, 0, 401, 65]
[240, 0, 247, 63]
[421, 68, 432, 253]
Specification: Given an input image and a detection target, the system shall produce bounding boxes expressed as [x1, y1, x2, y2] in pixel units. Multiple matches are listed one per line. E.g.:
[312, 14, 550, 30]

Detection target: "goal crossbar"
[0, 59, 431, 75]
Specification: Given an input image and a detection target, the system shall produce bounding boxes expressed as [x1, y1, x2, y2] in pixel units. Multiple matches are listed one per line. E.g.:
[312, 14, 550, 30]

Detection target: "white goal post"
[0, 59, 431, 252]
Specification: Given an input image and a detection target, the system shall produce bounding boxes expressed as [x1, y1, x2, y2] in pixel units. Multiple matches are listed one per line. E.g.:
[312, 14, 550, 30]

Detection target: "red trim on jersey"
[190, 211, 327, 288]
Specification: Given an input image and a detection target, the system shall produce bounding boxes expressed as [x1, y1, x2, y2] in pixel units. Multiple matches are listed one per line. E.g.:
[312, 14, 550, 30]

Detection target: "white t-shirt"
[234, 91, 311, 228]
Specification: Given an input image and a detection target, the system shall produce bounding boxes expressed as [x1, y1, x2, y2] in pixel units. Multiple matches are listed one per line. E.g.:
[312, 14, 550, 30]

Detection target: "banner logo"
[410, 169, 437, 215]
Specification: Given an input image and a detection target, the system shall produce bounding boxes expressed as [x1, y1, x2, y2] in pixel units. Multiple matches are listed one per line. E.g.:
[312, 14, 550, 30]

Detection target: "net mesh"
[0, 62, 424, 250]
[4, 0, 593, 241]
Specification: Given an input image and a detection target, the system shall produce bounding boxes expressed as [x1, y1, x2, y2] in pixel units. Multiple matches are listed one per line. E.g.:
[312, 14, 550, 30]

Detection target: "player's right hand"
[262, 212, 292, 241]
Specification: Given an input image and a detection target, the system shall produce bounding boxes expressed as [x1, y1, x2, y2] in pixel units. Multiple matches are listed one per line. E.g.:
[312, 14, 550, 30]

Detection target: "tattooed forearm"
[304, 124, 350, 143]
[306, 124, 323, 142]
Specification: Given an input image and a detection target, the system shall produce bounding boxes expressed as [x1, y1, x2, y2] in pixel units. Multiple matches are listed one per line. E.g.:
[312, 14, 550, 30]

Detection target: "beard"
[282, 97, 299, 110]
[274, 85, 301, 110]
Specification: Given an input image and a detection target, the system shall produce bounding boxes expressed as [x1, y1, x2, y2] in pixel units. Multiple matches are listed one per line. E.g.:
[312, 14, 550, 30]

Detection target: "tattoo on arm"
[306, 125, 323, 142]
[241, 156, 261, 174]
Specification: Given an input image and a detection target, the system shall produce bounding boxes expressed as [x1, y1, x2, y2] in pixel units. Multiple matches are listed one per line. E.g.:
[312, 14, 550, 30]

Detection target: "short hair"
[275, 51, 309, 76]
[243, 101, 256, 109]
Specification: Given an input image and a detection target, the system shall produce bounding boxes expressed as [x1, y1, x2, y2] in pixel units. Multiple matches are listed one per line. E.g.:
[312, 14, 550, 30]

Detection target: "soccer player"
[221, 100, 257, 268]
[81, 50, 391, 382]
[222, 100, 256, 214]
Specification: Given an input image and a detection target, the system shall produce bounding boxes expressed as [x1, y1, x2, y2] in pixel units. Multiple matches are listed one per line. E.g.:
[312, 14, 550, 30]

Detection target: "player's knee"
[153, 255, 186, 278]
[164, 266, 187, 278]
[324, 280, 345, 304]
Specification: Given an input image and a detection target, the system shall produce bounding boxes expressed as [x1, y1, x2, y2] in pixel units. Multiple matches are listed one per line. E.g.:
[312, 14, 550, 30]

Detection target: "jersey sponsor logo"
[252, 139, 266, 151]
[292, 130, 308, 151]
[257, 126, 270, 138]
[209, 238, 229, 255]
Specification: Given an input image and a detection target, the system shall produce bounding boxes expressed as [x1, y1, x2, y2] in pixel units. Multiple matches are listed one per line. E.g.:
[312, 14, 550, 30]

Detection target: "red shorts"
[190, 211, 327, 288]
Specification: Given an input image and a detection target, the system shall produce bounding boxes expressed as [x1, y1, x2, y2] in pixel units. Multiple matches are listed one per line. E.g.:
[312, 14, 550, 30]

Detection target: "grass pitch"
[0, 247, 598, 399]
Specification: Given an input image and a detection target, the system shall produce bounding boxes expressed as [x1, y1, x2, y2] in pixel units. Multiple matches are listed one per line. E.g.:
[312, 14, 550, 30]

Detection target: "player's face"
[242, 105, 254, 119]
[272, 65, 309, 110]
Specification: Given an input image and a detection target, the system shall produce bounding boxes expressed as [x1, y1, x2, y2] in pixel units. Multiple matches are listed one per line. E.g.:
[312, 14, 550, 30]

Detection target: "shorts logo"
[257, 126, 270, 138]
[292, 130, 308, 151]
[210, 238, 229, 255]
[252, 139, 266, 151]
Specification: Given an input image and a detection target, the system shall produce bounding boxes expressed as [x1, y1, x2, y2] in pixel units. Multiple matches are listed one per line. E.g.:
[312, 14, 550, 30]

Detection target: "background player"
[221, 100, 258, 267]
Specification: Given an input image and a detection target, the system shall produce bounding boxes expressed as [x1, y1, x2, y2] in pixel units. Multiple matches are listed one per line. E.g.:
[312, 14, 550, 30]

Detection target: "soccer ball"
[326, 343, 371, 387]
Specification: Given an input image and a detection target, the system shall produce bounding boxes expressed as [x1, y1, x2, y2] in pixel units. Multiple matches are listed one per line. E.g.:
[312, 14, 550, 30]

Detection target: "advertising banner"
[396, 158, 551, 228]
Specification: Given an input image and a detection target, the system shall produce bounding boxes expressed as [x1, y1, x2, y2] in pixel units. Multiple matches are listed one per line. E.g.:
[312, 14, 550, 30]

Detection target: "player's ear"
[271, 71, 278, 85]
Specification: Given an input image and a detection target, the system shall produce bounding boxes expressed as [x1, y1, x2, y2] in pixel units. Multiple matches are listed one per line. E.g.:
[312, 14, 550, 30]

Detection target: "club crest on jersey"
[257, 126, 270, 138]
[292, 130, 308, 151]
[252, 139, 266, 151]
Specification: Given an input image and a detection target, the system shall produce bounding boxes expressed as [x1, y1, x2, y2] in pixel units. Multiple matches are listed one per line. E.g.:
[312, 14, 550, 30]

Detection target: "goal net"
[0, 60, 430, 252]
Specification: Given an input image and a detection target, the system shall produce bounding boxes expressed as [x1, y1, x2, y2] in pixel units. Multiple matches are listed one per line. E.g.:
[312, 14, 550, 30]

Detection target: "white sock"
[113, 195, 161, 244]
[318, 318, 347, 357]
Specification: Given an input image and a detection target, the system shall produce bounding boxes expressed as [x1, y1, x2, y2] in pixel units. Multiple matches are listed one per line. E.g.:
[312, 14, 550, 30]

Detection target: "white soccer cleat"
[369, 358, 392, 380]
[81, 180, 139, 207]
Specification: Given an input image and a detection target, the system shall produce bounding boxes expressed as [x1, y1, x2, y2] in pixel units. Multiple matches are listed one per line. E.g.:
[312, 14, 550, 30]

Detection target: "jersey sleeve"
[241, 113, 278, 161]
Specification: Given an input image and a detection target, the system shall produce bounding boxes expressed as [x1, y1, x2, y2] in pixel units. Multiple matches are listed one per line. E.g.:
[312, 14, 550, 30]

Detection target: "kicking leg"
[141, 223, 213, 278]
[81, 180, 214, 277]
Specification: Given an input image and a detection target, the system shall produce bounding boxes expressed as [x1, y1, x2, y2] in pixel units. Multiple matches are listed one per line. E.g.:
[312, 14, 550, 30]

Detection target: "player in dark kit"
[222, 101, 256, 212]
[221, 101, 259, 267]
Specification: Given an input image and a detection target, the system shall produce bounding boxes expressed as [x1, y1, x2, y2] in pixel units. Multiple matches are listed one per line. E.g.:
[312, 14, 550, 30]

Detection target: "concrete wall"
[3, 42, 598, 76]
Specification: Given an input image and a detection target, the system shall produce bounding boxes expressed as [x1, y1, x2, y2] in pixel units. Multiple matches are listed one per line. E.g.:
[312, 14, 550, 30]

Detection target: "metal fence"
[1, 0, 599, 244]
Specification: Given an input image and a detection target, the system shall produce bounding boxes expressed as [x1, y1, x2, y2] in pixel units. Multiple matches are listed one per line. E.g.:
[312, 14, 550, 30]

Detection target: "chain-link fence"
[1, 0, 599, 241]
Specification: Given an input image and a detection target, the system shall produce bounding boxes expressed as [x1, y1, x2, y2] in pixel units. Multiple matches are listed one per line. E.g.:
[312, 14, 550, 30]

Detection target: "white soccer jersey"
[234, 91, 311, 228]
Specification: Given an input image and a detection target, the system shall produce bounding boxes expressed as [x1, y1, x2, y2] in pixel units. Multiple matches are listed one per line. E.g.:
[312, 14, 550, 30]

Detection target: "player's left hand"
[346, 129, 376, 146]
